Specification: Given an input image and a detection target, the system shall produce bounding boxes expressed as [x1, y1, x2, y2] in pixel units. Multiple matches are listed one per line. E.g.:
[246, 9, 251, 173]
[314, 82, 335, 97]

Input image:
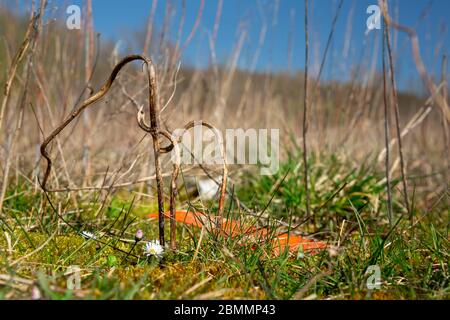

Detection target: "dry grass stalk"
[379, 0, 450, 124]
[143, 0, 158, 56]
[0, 0, 46, 216]
[440, 55, 449, 188]
[302, 0, 311, 218]
[182, 0, 205, 51]
[82, 0, 95, 186]
[0, 11, 37, 133]
[381, 0, 411, 222]
[382, 17, 394, 225]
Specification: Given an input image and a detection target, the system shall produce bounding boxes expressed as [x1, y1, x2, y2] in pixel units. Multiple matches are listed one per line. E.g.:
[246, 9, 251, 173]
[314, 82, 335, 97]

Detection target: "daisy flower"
[143, 240, 164, 260]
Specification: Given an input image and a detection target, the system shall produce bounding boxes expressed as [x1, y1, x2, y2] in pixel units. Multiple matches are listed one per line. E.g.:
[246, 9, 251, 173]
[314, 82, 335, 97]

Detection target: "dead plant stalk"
[40, 55, 228, 250]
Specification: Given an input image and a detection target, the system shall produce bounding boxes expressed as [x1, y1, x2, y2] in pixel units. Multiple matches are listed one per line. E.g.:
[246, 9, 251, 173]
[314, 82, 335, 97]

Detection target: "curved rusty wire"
[138, 114, 228, 220]
[137, 112, 181, 250]
[180, 120, 228, 220]
[40, 54, 169, 245]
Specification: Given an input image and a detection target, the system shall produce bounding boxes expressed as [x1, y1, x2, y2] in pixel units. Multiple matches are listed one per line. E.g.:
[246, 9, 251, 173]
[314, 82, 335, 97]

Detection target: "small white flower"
[81, 231, 97, 240]
[143, 240, 164, 259]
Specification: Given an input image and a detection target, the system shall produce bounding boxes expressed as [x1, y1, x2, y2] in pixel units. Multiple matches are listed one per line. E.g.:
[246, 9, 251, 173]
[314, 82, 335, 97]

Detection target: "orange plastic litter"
[148, 210, 327, 256]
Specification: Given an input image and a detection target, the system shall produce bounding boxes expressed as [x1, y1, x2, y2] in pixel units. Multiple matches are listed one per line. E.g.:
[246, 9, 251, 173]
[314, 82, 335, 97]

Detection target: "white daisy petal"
[143, 240, 164, 259]
[81, 231, 97, 240]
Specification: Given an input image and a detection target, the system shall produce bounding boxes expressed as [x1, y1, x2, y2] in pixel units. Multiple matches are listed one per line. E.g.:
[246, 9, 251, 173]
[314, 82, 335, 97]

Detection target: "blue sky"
[8, 0, 450, 91]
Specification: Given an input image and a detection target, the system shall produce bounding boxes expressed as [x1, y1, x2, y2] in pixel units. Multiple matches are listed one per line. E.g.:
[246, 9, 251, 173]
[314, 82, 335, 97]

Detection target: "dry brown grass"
[0, 0, 447, 216]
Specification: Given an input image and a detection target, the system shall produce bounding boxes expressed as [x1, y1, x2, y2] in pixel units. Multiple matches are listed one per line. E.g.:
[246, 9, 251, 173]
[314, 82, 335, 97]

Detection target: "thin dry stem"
[302, 0, 311, 218]
[382, 0, 411, 221]
[382, 18, 394, 225]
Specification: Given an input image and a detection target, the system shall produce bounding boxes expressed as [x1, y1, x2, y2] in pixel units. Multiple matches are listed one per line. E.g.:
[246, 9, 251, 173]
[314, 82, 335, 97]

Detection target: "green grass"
[238, 151, 404, 225]
[0, 153, 448, 300]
